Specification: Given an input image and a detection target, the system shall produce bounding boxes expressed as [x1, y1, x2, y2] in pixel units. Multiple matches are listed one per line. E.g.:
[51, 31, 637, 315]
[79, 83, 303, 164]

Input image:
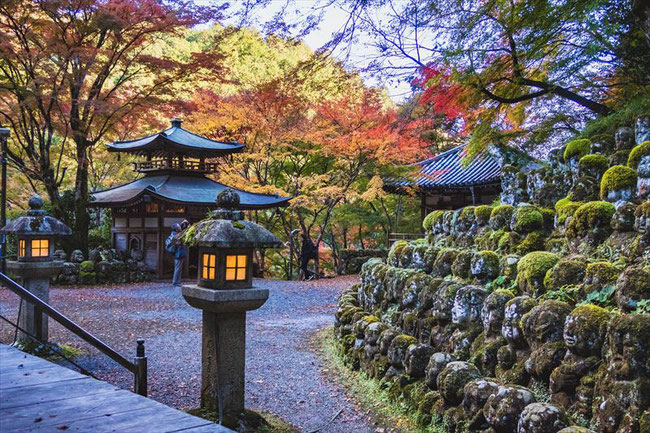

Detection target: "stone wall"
[54, 248, 150, 285]
[333, 121, 650, 433]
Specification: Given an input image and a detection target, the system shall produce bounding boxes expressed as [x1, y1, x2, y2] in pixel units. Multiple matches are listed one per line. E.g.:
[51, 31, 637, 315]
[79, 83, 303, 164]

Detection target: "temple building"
[90, 119, 290, 278]
[384, 144, 502, 240]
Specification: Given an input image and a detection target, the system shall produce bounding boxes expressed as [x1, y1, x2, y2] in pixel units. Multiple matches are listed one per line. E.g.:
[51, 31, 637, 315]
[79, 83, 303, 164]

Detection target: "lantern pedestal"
[6, 261, 63, 345]
[182, 284, 269, 428]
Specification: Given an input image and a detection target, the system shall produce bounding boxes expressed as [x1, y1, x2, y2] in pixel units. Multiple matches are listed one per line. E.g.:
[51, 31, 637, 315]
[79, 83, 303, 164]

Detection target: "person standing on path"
[167, 220, 189, 287]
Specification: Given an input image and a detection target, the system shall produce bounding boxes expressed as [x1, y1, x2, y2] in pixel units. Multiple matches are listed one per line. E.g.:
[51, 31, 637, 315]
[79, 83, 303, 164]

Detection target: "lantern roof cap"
[0, 194, 72, 236]
[183, 190, 282, 249]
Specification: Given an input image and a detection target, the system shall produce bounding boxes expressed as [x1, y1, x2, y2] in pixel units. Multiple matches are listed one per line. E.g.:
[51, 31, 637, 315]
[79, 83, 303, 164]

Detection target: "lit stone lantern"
[0, 194, 71, 345]
[181, 189, 281, 428]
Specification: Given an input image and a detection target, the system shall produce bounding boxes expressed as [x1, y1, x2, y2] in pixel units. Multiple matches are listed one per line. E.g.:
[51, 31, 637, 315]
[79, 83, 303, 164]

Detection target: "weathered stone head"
[70, 249, 85, 263]
[516, 403, 569, 433]
[364, 321, 388, 346]
[484, 385, 536, 433]
[378, 329, 398, 356]
[432, 249, 457, 277]
[387, 334, 417, 368]
[502, 296, 537, 348]
[442, 211, 454, 235]
[563, 305, 610, 357]
[614, 266, 650, 313]
[600, 166, 637, 204]
[482, 290, 515, 337]
[611, 202, 637, 232]
[615, 126, 635, 150]
[489, 205, 515, 230]
[425, 352, 455, 390]
[470, 250, 500, 284]
[462, 378, 500, 428]
[604, 314, 650, 380]
[404, 343, 435, 378]
[635, 202, 650, 235]
[437, 361, 482, 405]
[637, 154, 650, 201]
[582, 261, 618, 295]
[431, 281, 461, 324]
[636, 115, 650, 144]
[451, 285, 488, 328]
[522, 300, 572, 349]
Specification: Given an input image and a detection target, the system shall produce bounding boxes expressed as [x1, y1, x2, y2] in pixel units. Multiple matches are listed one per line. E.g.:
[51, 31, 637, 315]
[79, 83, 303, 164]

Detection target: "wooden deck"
[0, 344, 233, 432]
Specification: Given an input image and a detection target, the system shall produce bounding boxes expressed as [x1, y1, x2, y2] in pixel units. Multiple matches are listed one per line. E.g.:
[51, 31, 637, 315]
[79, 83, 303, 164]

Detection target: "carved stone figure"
[70, 249, 85, 263]
[496, 296, 537, 385]
[517, 403, 569, 433]
[437, 361, 481, 406]
[614, 266, 650, 313]
[522, 300, 572, 382]
[484, 385, 536, 433]
[429, 281, 461, 351]
[636, 115, 650, 144]
[404, 343, 435, 378]
[637, 155, 650, 201]
[470, 290, 513, 376]
[449, 285, 488, 360]
[425, 352, 455, 390]
[550, 305, 609, 419]
[615, 127, 635, 150]
[462, 378, 500, 430]
[592, 314, 650, 433]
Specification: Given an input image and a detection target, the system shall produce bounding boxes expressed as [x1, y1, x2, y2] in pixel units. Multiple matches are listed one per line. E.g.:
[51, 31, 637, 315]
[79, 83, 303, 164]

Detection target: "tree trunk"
[73, 138, 90, 255]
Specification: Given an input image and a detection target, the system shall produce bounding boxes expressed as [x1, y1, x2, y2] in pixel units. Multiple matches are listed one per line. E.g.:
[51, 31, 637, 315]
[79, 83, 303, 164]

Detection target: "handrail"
[0, 271, 147, 396]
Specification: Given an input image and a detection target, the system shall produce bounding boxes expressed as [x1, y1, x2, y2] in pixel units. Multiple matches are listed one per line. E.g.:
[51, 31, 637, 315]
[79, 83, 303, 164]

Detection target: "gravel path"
[0, 277, 377, 433]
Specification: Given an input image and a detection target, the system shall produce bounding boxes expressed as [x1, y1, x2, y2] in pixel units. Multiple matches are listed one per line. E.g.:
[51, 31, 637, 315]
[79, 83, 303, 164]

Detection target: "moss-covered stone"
[490, 205, 515, 230]
[470, 250, 500, 283]
[451, 250, 473, 279]
[564, 139, 591, 162]
[568, 176, 600, 202]
[555, 198, 583, 226]
[566, 201, 616, 243]
[608, 148, 632, 167]
[484, 385, 536, 433]
[388, 240, 407, 266]
[437, 361, 482, 405]
[79, 260, 94, 273]
[474, 205, 493, 225]
[517, 252, 560, 295]
[515, 232, 546, 256]
[614, 265, 650, 313]
[600, 165, 637, 200]
[387, 334, 417, 368]
[579, 154, 609, 178]
[543, 258, 587, 291]
[432, 248, 458, 277]
[628, 141, 650, 170]
[512, 205, 544, 233]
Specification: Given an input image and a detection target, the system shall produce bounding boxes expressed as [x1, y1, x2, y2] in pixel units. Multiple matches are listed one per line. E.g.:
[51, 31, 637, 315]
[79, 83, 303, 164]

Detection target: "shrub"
[563, 139, 591, 161]
[627, 141, 650, 170]
[566, 201, 616, 239]
[600, 165, 637, 199]
[79, 260, 95, 273]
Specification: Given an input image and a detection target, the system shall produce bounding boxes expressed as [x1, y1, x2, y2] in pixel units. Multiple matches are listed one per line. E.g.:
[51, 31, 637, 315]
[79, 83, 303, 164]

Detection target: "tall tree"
[0, 0, 225, 252]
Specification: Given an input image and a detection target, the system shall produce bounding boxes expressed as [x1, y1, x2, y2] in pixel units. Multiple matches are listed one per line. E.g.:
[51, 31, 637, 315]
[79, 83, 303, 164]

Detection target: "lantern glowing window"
[225, 255, 247, 281]
[31, 239, 49, 257]
[18, 239, 26, 258]
[202, 253, 216, 280]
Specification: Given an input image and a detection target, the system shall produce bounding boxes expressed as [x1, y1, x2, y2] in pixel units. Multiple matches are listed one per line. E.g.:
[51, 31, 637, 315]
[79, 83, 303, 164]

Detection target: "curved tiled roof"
[90, 175, 290, 209]
[388, 145, 501, 190]
[106, 120, 244, 157]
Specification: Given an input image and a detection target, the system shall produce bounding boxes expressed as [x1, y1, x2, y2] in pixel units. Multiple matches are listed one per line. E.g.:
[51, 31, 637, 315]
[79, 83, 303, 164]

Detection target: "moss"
[231, 220, 245, 229]
[79, 260, 94, 272]
[628, 141, 650, 170]
[512, 206, 544, 233]
[388, 240, 408, 266]
[460, 206, 476, 219]
[517, 251, 560, 295]
[515, 232, 545, 255]
[498, 231, 518, 252]
[392, 334, 417, 348]
[609, 149, 632, 167]
[566, 201, 616, 239]
[423, 210, 445, 231]
[635, 201, 650, 217]
[471, 250, 500, 279]
[399, 243, 415, 268]
[451, 250, 473, 279]
[585, 261, 619, 284]
[433, 248, 458, 277]
[474, 205, 493, 224]
[579, 154, 609, 175]
[490, 205, 515, 226]
[600, 165, 638, 199]
[543, 258, 587, 291]
[563, 138, 591, 161]
[555, 198, 583, 225]
[540, 208, 555, 231]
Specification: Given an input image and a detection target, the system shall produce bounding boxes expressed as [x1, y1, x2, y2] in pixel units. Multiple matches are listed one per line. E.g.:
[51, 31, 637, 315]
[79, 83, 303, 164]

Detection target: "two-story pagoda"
[90, 119, 290, 278]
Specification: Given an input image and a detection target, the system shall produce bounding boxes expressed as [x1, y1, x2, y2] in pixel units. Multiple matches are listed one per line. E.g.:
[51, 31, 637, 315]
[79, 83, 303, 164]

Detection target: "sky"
[223, 0, 417, 101]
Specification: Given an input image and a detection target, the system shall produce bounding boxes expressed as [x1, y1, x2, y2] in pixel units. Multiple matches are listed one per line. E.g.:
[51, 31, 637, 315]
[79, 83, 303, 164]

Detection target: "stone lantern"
[0, 194, 71, 345]
[181, 189, 282, 428]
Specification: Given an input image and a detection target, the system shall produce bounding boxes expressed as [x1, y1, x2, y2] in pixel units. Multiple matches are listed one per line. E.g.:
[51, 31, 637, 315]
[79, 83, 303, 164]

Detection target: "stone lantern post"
[0, 194, 71, 345]
[181, 189, 282, 428]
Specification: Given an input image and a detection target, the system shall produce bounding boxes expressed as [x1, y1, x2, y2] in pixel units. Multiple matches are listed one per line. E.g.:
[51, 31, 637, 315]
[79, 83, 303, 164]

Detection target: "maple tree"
[0, 0, 225, 251]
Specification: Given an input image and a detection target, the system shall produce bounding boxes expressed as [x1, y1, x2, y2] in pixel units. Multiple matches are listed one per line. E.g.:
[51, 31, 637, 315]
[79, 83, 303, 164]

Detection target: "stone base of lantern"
[6, 261, 63, 345]
[182, 284, 269, 429]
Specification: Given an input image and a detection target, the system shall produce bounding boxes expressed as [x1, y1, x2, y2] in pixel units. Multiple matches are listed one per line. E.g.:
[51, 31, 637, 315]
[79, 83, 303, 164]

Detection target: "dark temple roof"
[386, 145, 502, 192]
[90, 175, 290, 209]
[106, 119, 244, 158]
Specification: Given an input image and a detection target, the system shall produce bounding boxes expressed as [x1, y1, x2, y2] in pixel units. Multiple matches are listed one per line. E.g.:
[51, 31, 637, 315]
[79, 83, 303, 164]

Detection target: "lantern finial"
[217, 188, 240, 209]
[27, 194, 46, 216]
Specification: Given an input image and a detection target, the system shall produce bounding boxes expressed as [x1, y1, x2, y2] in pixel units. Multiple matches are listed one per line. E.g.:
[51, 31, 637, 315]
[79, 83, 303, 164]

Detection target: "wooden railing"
[133, 159, 218, 173]
[387, 232, 424, 245]
[0, 271, 147, 396]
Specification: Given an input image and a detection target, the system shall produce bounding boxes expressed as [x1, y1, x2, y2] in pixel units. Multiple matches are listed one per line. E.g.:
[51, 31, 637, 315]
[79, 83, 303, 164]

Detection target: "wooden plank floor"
[0, 344, 233, 432]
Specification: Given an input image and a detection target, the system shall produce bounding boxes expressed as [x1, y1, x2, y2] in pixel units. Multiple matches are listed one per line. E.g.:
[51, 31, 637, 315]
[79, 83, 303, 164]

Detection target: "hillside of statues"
[334, 119, 650, 433]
